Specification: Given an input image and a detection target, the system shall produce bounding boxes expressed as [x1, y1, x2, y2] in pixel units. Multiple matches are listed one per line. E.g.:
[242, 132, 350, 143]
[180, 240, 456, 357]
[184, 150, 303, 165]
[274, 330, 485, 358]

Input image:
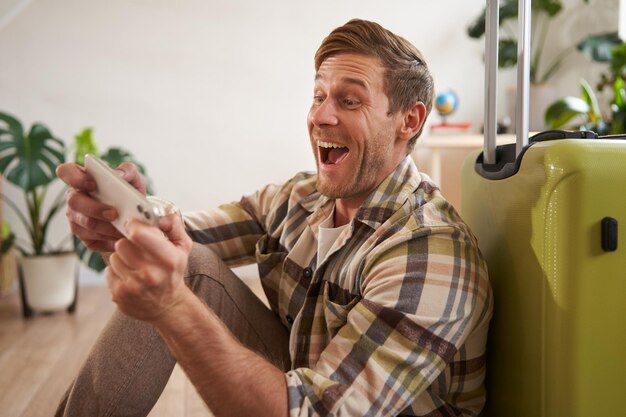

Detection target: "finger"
[125, 220, 189, 274]
[124, 219, 173, 258]
[81, 239, 116, 253]
[56, 163, 97, 192]
[66, 189, 119, 223]
[114, 238, 147, 267]
[116, 162, 147, 195]
[105, 266, 122, 299]
[69, 222, 119, 252]
[68, 209, 123, 239]
[158, 214, 192, 251]
[79, 238, 116, 253]
[108, 250, 136, 278]
[105, 266, 137, 307]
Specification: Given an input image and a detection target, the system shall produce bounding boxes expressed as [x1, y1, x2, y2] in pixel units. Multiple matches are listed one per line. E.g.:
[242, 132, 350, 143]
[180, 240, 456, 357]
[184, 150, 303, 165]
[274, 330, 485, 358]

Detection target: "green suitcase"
[461, 1, 626, 416]
[462, 137, 626, 417]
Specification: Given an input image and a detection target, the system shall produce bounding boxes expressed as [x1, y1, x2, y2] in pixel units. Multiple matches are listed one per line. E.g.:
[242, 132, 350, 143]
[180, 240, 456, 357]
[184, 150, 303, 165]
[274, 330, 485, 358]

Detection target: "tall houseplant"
[0, 111, 154, 316]
[545, 36, 626, 134]
[0, 111, 76, 316]
[467, 0, 590, 84]
[467, 0, 591, 130]
[0, 112, 67, 256]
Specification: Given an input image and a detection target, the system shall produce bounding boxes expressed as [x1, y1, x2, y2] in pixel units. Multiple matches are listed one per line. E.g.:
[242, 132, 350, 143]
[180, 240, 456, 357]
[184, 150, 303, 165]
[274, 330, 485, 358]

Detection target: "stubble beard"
[316, 133, 392, 200]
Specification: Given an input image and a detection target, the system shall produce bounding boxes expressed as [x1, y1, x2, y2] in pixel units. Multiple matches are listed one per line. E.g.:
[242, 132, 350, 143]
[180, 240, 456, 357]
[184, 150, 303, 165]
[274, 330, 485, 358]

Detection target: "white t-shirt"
[317, 208, 349, 268]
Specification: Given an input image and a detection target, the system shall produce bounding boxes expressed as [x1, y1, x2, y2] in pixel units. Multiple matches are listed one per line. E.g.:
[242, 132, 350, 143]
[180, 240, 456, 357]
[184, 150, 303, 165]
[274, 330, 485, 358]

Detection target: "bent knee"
[185, 243, 224, 278]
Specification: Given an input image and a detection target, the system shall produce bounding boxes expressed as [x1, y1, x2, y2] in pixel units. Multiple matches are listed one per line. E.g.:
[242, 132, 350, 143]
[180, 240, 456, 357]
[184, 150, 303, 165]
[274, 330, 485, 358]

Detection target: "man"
[56, 19, 492, 417]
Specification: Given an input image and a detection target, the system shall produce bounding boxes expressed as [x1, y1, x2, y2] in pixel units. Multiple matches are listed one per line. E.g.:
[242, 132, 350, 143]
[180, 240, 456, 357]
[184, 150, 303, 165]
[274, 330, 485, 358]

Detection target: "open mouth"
[318, 140, 349, 165]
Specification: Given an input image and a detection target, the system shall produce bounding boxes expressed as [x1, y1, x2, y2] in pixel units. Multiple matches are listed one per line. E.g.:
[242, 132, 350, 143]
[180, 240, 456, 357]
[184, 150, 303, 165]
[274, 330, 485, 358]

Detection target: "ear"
[397, 101, 426, 143]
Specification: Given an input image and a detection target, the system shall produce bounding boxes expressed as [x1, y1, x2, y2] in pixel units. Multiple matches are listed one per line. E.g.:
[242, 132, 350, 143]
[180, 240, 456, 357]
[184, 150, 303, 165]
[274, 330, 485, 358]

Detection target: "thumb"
[159, 214, 192, 251]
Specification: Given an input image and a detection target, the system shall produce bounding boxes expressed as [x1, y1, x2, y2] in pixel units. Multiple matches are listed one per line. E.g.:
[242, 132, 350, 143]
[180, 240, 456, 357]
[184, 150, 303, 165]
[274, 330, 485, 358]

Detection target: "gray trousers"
[55, 244, 291, 417]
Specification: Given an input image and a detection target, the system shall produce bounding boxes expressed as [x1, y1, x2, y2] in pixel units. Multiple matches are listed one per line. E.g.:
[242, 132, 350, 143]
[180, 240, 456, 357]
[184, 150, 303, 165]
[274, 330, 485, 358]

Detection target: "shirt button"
[303, 267, 313, 278]
[286, 315, 294, 324]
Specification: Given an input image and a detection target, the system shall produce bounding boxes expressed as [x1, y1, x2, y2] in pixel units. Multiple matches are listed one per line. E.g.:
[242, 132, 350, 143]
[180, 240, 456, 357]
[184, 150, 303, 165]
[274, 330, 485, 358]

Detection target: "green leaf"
[0, 119, 65, 191]
[87, 251, 107, 271]
[0, 150, 18, 172]
[499, 39, 518, 68]
[74, 127, 99, 165]
[579, 79, 602, 123]
[536, 0, 563, 17]
[0, 111, 24, 138]
[466, 0, 519, 39]
[544, 96, 590, 128]
[73, 236, 106, 272]
[1, 222, 11, 239]
[466, 9, 486, 39]
[0, 233, 14, 254]
[614, 76, 626, 108]
[610, 43, 626, 79]
[577, 32, 622, 63]
[0, 222, 15, 254]
[100, 147, 132, 168]
[101, 147, 154, 195]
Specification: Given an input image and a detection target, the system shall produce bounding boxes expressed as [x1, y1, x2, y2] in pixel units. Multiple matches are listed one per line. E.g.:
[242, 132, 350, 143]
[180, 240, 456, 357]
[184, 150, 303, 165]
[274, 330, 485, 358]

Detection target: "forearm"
[150, 289, 288, 417]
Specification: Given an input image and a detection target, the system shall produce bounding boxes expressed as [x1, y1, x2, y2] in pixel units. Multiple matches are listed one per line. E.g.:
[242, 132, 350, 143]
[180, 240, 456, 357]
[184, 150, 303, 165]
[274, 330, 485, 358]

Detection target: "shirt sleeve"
[285, 225, 492, 416]
[181, 182, 282, 267]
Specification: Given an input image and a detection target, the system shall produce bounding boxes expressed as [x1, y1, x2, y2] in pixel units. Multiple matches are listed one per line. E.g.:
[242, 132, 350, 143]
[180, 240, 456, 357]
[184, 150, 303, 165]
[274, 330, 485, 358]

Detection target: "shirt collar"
[298, 155, 423, 230]
[355, 155, 422, 229]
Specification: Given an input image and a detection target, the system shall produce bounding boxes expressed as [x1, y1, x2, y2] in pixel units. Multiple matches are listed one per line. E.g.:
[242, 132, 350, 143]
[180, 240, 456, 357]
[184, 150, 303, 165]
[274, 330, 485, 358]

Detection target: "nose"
[309, 99, 339, 127]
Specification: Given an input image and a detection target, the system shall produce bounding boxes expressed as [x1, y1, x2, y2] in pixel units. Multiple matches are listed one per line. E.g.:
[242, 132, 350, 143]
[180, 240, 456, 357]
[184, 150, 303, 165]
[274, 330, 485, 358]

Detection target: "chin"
[316, 178, 342, 199]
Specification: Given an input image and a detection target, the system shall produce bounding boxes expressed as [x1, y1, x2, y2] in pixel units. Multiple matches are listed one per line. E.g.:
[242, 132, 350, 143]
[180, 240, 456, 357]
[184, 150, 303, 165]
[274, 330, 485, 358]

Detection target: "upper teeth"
[318, 141, 345, 148]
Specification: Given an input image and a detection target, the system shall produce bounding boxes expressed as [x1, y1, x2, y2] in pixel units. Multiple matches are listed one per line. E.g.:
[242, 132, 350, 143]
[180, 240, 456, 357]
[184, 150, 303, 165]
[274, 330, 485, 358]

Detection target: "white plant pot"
[20, 252, 78, 313]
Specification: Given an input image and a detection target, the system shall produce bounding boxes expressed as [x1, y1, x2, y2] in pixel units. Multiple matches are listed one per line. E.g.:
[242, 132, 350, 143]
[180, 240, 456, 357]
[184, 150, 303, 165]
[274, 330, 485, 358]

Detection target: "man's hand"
[106, 213, 194, 321]
[56, 161, 147, 253]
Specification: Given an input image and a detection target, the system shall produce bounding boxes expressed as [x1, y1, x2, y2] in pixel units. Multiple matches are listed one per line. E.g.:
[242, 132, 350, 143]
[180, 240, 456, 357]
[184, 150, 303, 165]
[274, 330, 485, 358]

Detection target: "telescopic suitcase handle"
[484, 0, 531, 164]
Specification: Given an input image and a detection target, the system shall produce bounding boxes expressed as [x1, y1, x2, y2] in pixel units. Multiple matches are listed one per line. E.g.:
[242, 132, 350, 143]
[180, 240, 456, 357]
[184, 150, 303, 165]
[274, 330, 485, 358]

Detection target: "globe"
[435, 91, 458, 117]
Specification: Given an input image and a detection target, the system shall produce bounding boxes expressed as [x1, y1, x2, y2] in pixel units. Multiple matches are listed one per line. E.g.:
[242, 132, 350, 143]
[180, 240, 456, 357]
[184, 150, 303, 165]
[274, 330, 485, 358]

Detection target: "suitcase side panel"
[461, 147, 548, 417]
[541, 141, 626, 417]
[461, 140, 626, 417]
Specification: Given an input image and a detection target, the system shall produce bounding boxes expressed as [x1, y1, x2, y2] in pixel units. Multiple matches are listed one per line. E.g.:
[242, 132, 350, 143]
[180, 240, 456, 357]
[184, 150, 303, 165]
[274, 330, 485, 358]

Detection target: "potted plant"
[0, 111, 77, 317]
[0, 112, 154, 317]
[467, 0, 591, 130]
[545, 35, 625, 134]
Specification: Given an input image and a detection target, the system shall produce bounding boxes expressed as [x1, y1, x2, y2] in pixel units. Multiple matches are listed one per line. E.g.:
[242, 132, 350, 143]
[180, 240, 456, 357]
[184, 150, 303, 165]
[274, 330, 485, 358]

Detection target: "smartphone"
[84, 154, 161, 237]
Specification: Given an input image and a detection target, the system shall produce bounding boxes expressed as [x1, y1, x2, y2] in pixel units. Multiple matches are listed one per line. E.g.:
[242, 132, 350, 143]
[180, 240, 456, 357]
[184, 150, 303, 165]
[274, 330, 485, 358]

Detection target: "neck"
[331, 154, 409, 227]
[333, 197, 363, 227]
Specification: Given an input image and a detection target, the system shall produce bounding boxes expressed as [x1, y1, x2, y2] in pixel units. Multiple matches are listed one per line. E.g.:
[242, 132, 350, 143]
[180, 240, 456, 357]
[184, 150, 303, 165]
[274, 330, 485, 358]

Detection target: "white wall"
[0, 0, 619, 250]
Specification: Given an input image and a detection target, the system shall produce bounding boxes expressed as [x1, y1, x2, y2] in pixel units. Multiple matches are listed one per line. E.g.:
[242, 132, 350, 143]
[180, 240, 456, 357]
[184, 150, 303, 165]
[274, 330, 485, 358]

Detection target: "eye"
[342, 98, 361, 109]
[312, 95, 325, 106]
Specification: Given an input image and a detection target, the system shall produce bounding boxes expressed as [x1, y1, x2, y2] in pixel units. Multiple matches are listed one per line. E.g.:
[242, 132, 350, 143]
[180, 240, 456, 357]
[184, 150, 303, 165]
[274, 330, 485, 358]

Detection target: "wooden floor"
[0, 285, 213, 417]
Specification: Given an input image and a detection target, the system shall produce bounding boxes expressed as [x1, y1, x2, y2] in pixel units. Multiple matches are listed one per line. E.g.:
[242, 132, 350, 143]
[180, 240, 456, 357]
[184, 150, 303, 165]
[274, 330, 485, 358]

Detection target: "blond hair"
[315, 19, 434, 149]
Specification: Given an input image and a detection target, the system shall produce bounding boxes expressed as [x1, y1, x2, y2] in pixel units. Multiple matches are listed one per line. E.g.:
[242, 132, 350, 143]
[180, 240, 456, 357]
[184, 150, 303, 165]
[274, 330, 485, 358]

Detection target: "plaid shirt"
[184, 156, 492, 416]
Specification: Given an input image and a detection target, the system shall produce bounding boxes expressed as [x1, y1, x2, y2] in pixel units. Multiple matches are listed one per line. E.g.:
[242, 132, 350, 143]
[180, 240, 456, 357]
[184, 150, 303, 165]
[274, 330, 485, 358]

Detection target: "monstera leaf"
[0, 112, 65, 192]
[73, 235, 107, 272]
[577, 32, 622, 63]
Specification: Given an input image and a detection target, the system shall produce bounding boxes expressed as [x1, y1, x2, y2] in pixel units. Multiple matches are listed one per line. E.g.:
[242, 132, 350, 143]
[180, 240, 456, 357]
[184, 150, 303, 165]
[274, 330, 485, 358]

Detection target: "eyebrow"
[314, 74, 369, 90]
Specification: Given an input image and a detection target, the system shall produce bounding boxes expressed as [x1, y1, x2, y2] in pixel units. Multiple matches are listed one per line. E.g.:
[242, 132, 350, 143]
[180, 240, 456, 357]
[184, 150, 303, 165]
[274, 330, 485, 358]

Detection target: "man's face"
[308, 53, 404, 202]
